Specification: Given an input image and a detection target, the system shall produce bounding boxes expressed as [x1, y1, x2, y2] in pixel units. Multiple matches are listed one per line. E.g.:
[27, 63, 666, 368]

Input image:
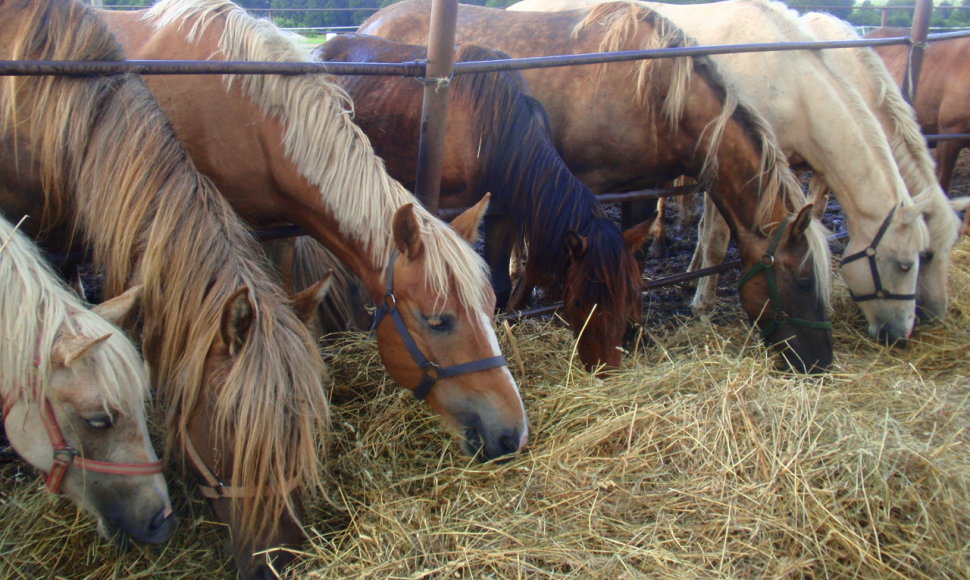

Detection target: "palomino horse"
[362, 0, 835, 373]
[100, 0, 528, 457]
[505, 0, 931, 343]
[0, 1, 328, 576]
[867, 28, 970, 236]
[801, 14, 969, 322]
[0, 214, 175, 546]
[314, 34, 653, 372]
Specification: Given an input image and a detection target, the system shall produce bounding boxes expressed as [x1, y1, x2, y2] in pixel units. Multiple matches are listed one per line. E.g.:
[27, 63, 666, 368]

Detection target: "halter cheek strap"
[737, 215, 833, 339]
[840, 206, 916, 302]
[371, 250, 508, 401]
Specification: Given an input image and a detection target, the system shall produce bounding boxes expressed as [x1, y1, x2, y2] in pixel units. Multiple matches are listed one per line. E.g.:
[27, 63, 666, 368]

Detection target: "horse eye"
[898, 262, 914, 273]
[424, 314, 454, 333]
[920, 251, 935, 263]
[84, 416, 113, 430]
[795, 277, 813, 292]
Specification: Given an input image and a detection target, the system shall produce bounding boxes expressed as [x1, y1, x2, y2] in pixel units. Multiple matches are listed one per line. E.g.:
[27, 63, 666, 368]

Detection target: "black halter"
[737, 215, 833, 339]
[371, 250, 508, 401]
[840, 206, 916, 303]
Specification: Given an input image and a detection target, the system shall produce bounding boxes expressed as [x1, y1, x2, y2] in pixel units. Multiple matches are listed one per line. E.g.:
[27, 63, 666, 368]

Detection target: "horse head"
[840, 199, 929, 342]
[737, 205, 833, 373]
[373, 198, 529, 461]
[561, 218, 654, 373]
[2, 288, 175, 546]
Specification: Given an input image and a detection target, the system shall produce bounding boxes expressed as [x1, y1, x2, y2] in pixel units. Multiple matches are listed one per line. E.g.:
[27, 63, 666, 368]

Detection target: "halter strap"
[181, 433, 296, 499]
[38, 399, 164, 494]
[737, 216, 833, 339]
[1, 335, 163, 494]
[840, 206, 916, 302]
[371, 250, 508, 401]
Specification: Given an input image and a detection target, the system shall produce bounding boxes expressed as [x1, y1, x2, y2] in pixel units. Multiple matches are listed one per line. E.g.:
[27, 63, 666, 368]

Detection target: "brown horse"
[315, 34, 653, 372]
[362, 0, 834, 373]
[0, 1, 328, 576]
[867, 28, 970, 235]
[100, 0, 528, 458]
[0, 214, 175, 548]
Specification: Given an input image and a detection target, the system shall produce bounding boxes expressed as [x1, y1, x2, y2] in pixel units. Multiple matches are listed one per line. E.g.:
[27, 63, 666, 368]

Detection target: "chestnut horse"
[0, 1, 328, 576]
[505, 0, 931, 343]
[362, 0, 834, 373]
[100, 0, 528, 457]
[867, 27, 970, 236]
[802, 13, 969, 322]
[314, 34, 653, 371]
[0, 214, 175, 548]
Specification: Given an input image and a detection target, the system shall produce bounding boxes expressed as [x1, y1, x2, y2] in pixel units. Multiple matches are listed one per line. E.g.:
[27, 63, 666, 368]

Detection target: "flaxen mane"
[144, 0, 492, 317]
[452, 43, 643, 320]
[0, 213, 148, 415]
[0, 0, 327, 547]
[578, 2, 831, 302]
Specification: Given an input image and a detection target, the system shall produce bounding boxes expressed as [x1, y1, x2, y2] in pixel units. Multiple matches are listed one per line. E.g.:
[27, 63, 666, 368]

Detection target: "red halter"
[1, 342, 164, 495]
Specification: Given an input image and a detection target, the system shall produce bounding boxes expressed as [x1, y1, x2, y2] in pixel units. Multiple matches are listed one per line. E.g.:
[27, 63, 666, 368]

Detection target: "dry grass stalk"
[3, 242, 970, 578]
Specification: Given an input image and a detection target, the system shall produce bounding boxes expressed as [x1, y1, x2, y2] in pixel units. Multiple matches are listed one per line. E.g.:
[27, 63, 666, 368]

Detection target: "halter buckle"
[382, 292, 397, 311]
[53, 447, 78, 466]
[422, 362, 441, 382]
[760, 254, 775, 267]
[865, 247, 877, 257]
[877, 289, 889, 299]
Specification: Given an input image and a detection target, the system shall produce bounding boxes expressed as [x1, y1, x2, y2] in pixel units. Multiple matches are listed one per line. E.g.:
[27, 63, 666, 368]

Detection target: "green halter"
[737, 216, 833, 339]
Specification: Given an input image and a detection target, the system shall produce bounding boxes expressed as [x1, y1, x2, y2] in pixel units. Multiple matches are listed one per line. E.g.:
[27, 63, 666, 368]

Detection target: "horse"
[313, 34, 653, 372]
[99, 0, 528, 457]
[361, 0, 835, 373]
[866, 27, 970, 236]
[0, 213, 175, 547]
[801, 13, 970, 323]
[502, 0, 931, 343]
[0, 1, 329, 576]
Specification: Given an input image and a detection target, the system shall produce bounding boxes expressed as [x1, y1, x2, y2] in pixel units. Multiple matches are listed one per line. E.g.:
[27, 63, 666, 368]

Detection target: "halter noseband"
[840, 206, 916, 303]
[1, 345, 163, 495]
[737, 215, 833, 339]
[371, 250, 508, 401]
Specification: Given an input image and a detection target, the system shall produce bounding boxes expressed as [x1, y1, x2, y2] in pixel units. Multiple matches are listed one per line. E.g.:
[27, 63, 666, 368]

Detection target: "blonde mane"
[0, 214, 148, 417]
[0, 0, 328, 548]
[144, 0, 492, 316]
[577, 1, 830, 302]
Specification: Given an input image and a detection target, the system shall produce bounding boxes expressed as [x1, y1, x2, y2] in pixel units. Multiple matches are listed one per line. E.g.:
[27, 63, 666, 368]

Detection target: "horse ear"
[450, 193, 490, 244]
[564, 231, 589, 261]
[92, 284, 141, 330]
[788, 204, 814, 240]
[622, 217, 656, 252]
[51, 333, 112, 368]
[291, 272, 334, 325]
[392, 203, 425, 261]
[898, 196, 933, 225]
[221, 287, 255, 354]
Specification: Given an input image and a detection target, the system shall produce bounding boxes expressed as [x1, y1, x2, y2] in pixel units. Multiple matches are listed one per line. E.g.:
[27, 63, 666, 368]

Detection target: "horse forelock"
[0, 214, 148, 416]
[145, 0, 491, 314]
[7, 0, 328, 547]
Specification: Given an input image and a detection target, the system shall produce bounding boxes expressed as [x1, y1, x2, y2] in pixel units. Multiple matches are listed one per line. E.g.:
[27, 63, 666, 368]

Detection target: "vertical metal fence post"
[902, 0, 933, 104]
[413, 0, 458, 213]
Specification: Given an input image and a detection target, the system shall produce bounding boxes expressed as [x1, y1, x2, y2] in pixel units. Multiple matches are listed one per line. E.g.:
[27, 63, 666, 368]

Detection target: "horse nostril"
[497, 430, 522, 458]
[149, 504, 175, 533]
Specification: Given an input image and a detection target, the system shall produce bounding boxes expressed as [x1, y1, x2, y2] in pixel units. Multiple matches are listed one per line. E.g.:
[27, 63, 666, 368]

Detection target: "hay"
[3, 241, 970, 578]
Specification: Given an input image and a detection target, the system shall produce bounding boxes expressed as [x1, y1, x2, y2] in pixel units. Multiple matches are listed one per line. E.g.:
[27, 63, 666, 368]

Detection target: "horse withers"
[0, 214, 174, 546]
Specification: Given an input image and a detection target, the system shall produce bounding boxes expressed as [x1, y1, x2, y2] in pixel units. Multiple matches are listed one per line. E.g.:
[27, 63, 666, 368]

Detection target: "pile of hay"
[2, 242, 969, 578]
